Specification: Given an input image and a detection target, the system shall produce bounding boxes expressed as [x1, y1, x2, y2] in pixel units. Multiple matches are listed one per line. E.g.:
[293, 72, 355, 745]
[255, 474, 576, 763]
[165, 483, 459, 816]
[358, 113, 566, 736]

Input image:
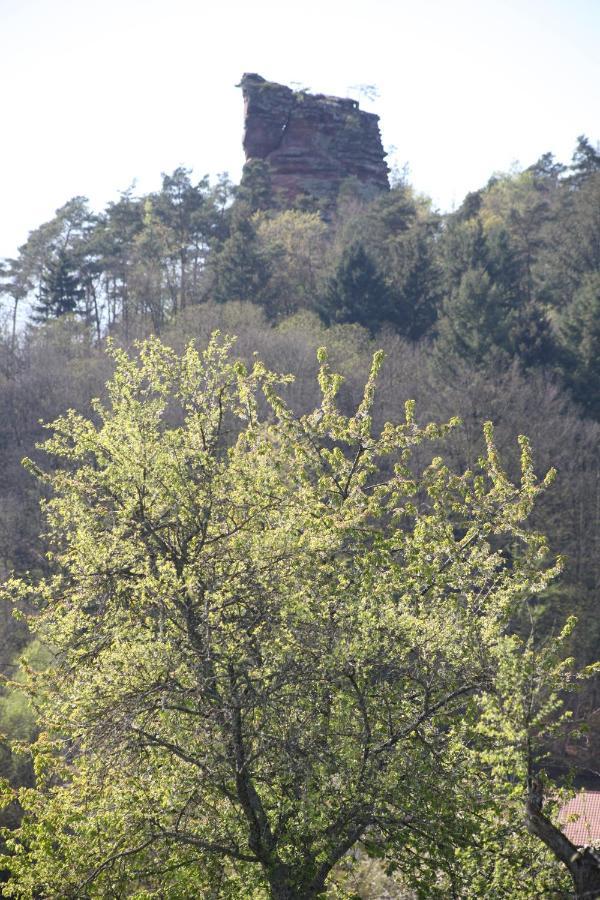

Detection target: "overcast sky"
[1, 0, 598, 259]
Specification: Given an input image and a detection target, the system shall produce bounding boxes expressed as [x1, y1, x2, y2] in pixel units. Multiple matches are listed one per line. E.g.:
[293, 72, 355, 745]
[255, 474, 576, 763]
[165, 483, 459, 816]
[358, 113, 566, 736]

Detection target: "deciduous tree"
[0, 334, 581, 898]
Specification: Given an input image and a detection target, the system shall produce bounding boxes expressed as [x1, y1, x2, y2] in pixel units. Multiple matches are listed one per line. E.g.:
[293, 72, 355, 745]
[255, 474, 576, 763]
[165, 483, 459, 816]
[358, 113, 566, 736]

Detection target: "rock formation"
[239, 74, 389, 208]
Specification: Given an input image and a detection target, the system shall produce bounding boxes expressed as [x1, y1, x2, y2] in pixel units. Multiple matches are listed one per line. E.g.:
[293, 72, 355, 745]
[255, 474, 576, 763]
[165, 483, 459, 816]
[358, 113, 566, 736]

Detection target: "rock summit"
[240, 73, 390, 207]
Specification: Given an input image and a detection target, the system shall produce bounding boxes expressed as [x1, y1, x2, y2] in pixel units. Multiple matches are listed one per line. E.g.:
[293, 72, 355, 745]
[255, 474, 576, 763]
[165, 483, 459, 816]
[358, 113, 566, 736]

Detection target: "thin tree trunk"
[10, 296, 19, 375]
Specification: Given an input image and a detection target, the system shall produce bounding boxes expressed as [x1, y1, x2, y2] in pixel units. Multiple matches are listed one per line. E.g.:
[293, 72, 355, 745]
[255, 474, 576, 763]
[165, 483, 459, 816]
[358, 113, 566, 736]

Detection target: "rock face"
[240, 73, 389, 207]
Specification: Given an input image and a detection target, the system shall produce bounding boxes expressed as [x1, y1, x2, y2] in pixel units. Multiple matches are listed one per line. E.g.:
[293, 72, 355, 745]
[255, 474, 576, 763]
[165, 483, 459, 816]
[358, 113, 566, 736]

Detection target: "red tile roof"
[560, 792, 600, 846]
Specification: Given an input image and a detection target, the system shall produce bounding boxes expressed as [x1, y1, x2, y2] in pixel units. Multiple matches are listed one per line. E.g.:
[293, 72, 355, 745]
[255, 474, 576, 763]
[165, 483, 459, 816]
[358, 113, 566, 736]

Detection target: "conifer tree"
[559, 273, 600, 417]
[318, 242, 392, 333]
[31, 249, 84, 322]
[236, 159, 274, 215]
[212, 216, 273, 308]
[569, 135, 600, 184]
[435, 267, 511, 366]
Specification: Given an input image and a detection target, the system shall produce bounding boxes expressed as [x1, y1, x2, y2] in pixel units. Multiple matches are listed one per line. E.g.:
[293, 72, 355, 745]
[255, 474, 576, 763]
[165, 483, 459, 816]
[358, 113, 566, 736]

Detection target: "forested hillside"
[0, 136, 599, 896]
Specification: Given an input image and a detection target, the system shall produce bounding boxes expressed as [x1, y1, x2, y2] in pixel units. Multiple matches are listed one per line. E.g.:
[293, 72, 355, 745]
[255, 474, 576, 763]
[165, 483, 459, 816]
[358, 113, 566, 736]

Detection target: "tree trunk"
[269, 885, 300, 900]
[266, 861, 326, 900]
[10, 296, 19, 373]
[572, 854, 600, 900]
[268, 881, 323, 900]
[526, 780, 600, 899]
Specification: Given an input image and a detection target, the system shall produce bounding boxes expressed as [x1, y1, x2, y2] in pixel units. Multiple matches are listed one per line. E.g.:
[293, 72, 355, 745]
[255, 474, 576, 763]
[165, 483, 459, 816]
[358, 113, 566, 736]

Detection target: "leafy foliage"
[0, 334, 577, 898]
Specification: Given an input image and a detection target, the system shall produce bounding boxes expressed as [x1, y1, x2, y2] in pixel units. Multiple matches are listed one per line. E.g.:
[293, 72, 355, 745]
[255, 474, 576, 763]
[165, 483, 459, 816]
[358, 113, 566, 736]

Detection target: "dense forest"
[0, 136, 599, 897]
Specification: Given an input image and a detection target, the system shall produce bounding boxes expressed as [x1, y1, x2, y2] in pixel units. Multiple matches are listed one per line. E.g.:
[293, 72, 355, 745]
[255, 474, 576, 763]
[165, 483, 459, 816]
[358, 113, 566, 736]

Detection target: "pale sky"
[1, 0, 599, 260]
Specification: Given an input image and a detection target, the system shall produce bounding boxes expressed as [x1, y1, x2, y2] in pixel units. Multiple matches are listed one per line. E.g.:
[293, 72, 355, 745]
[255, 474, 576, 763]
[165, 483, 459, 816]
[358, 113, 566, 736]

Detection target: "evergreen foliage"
[31, 249, 84, 321]
[570, 135, 600, 184]
[559, 273, 600, 417]
[212, 218, 272, 309]
[236, 159, 275, 215]
[436, 267, 511, 366]
[319, 242, 392, 332]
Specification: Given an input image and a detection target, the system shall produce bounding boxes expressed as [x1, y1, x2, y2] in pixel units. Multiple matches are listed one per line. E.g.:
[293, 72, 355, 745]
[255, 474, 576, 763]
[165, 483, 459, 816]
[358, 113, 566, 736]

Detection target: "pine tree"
[212, 217, 272, 308]
[318, 243, 392, 333]
[435, 267, 511, 366]
[31, 249, 84, 323]
[569, 135, 600, 185]
[235, 160, 274, 217]
[437, 238, 555, 370]
[559, 273, 600, 417]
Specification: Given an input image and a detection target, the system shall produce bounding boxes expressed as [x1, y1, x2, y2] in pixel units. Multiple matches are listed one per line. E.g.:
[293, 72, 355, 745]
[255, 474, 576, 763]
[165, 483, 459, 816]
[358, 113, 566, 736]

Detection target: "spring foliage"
[0, 335, 575, 897]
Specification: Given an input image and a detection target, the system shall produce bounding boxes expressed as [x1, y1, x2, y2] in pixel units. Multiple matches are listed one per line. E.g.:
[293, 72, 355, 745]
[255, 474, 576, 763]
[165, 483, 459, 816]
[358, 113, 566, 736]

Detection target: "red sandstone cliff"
[240, 73, 389, 207]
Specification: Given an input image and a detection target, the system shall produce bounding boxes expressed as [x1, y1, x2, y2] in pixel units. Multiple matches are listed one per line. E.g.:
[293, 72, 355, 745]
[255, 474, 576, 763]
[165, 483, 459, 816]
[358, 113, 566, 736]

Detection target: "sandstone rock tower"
[240, 73, 389, 208]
